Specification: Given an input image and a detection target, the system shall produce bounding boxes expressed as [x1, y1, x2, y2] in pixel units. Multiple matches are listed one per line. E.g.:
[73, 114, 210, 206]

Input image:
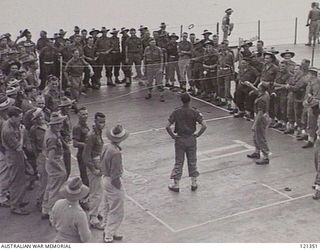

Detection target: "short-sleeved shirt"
[168, 106, 203, 136]
[109, 37, 120, 53]
[29, 124, 47, 155]
[51, 199, 91, 243]
[83, 45, 96, 62]
[144, 46, 163, 64]
[1, 119, 21, 152]
[72, 122, 89, 151]
[126, 36, 142, 53]
[309, 9, 320, 21]
[82, 126, 104, 168]
[178, 40, 193, 59]
[60, 114, 72, 143]
[95, 36, 111, 53]
[100, 143, 123, 180]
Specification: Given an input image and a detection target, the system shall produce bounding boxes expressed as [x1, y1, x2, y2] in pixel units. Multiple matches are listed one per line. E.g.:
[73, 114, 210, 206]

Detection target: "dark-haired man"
[166, 93, 207, 192]
[83, 112, 106, 230]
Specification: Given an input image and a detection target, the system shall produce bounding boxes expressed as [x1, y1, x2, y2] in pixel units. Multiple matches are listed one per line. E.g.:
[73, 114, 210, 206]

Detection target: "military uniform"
[29, 123, 47, 206]
[234, 65, 260, 114]
[168, 106, 203, 180]
[125, 35, 143, 81]
[108, 36, 121, 81]
[0, 115, 9, 206]
[44, 88, 60, 113]
[218, 50, 234, 104]
[60, 113, 72, 178]
[157, 34, 170, 84]
[2, 119, 27, 211]
[120, 33, 130, 81]
[72, 121, 89, 186]
[42, 128, 67, 215]
[39, 45, 59, 88]
[65, 57, 88, 102]
[252, 91, 270, 159]
[83, 44, 98, 88]
[166, 41, 180, 85]
[202, 52, 219, 100]
[95, 36, 112, 82]
[190, 44, 204, 94]
[144, 45, 164, 100]
[178, 40, 193, 89]
[82, 126, 104, 225]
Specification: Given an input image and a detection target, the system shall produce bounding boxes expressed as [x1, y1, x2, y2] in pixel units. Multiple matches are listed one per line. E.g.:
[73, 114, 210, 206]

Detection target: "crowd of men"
[1, 6, 320, 242]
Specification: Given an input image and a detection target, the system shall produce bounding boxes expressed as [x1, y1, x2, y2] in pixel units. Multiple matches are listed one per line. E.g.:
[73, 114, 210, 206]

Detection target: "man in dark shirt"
[120, 28, 129, 84]
[82, 112, 106, 230]
[166, 33, 180, 88]
[108, 29, 121, 84]
[306, 2, 320, 46]
[166, 93, 207, 192]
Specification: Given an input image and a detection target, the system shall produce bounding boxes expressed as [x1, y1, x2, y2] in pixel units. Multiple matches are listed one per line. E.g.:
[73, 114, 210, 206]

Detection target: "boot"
[256, 157, 269, 165]
[191, 177, 198, 191]
[247, 152, 260, 159]
[313, 185, 320, 200]
[115, 77, 121, 84]
[168, 179, 180, 192]
[125, 77, 131, 87]
[107, 77, 115, 86]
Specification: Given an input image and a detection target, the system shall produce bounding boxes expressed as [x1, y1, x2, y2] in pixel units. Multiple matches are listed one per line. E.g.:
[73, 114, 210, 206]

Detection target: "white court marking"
[261, 183, 293, 200]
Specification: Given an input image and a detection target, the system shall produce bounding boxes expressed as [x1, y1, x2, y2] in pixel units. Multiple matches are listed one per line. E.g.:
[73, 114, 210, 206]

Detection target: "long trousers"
[6, 151, 27, 210]
[42, 158, 66, 215]
[234, 85, 255, 112]
[0, 151, 9, 203]
[170, 136, 199, 180]
[191, 62, 203, 90]
[287, 92, 295, 124]
[202, 71, 217, 94]
[253, 114, 270, 156]
[101, 176, 124, 239]
[217, 69, 232, 100]
[307, 106, 320, 140]
[167, 57, 180, 83]
[95, 54, 111, 79]
[77, 150, 88, 187]
[126, 53, 142, 78]
[178, 58, 191, 85]
[274, 92, 287, 122]
[107, 53, 121, 78]
[294, 101, 304, 128]
[146, 64, 164, 94]
[87, 169, 102, 221]
[36, 153, 47, 203]
[314, 138, 320, 185]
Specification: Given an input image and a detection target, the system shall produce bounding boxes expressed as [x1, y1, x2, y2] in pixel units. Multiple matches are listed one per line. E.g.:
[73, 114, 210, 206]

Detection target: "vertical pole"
[294, 17, 298, 45]
[258, 20, 261, 40]
[311, 44, 315, 66]
[180, 25, 183, 40]
[59, 55, 63, 100]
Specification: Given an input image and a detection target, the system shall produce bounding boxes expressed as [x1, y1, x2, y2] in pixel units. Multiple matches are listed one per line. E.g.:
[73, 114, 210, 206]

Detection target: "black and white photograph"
[0, 0, 319, 247]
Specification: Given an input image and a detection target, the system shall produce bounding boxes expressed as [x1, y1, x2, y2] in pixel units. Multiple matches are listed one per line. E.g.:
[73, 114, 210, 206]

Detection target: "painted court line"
[261, 183, 293, 200]
[173, 193, 313, 233]
[199, 148, 254, 162]
[125, 194, 176, 233]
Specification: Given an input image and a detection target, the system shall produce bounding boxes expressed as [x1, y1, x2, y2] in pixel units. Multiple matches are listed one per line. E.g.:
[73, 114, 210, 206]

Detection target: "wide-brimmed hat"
[263, 51, 277, 59]
[169, 33, 179, 40]
[19, 29, 30, 38]
[106, 124, 129, 143]
[89, 28, 100, 35]
[58, 96, 75, 107]
[6, 86, 19, 96]
[280, 50, 295, 58]
[60, 177, 89, 201]
[202, 30, 213, 36]
[110, 28, 119, 34]
[225, 8, 234, 13]
[269, 47, 279, 55]
[0, 93, 14, 110]
[0, 34, 9, 41]
[59, 29, 67, 36]
[194, 38, 202, 45]
[241, 40, 253, 47]
[101, 27, 109, 33]
[120, 27, 129, 34]
[31, 108, 43, 121]
[308, 67, 319, 74]
[49, 112, 67, 125]
[160, 22, 167, 28]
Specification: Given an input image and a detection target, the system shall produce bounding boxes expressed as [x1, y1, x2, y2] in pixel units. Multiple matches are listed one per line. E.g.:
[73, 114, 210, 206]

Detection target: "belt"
[44, 62, 54, 65]
[219, 67, 231, 70]
[111, 51, 120, 54]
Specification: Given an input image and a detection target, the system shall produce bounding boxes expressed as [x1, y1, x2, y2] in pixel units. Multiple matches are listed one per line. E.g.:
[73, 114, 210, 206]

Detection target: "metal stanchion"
[180, 25, 183, 40]
[258, 20, 261, 40]
[59, 55, 63, 100]
[294, 17, 298, 45]
[311, 44, 315, 66]
[216, 22, 219, 40]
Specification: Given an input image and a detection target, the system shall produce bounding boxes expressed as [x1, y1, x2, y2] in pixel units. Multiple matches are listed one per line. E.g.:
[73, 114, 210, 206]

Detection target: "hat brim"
[49, 116, 67, 125]
[263, 52, 276, 57]
[110, 31, 119, 34]
[89, 30, 100, 35]
[106, 130, 129, 143]
[241, 42, 253, 47]
[170, 35, 179, 40]
[120, 29, 129, 34]
[280, 52, 295, 58]
[0, 97, 14, 110]
[58, 100, 75, 107]
[202, 32, 213, 36]
[60, 184, 89, 201]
